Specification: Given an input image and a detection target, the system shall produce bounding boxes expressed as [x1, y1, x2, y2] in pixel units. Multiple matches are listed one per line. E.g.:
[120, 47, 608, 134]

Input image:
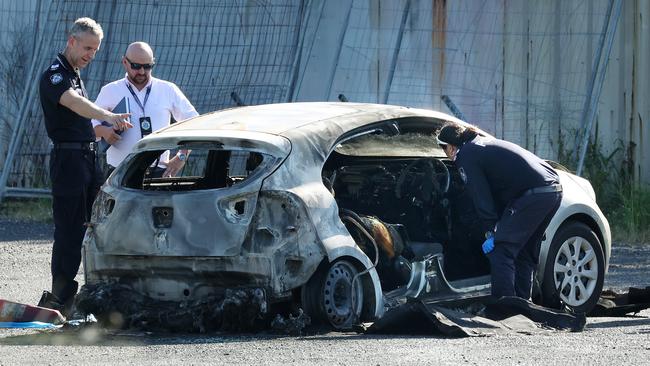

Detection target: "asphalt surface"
[0, 218, 649, 365]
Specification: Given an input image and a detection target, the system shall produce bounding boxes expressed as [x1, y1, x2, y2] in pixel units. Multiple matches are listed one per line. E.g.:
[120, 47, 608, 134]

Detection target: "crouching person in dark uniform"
[436, 122, 562, 301]
[38, 17, 131, 314]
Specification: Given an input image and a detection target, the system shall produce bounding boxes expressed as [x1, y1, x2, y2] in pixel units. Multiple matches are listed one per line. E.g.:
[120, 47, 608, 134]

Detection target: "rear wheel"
[542, 222, 604, 313]
[301, 259, 364, 330]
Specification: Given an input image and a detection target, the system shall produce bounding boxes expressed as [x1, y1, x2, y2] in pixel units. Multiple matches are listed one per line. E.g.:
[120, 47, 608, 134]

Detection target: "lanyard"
[126, 83, 151, 115]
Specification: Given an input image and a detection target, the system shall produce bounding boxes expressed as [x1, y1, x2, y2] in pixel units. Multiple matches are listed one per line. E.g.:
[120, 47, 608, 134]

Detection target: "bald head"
[123, 42, 155, 90]
[125, 42, 154, 62]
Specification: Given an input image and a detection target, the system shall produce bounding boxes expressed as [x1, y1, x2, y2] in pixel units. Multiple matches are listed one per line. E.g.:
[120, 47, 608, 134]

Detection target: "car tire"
[301, 259, 364, 330]
[541, 221, 605, 313]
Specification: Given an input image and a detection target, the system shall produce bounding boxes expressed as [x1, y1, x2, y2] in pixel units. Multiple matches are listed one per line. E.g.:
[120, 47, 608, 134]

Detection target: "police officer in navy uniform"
[38, 17, 131, 313]
[436, 122, 562, 301]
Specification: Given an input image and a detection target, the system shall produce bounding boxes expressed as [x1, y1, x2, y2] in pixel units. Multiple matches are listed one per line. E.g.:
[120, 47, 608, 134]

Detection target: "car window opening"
[121, 149, 266, 191]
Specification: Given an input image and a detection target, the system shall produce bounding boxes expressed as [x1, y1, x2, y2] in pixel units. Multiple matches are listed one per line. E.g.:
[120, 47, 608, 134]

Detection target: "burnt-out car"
[83, 102, 611, 330]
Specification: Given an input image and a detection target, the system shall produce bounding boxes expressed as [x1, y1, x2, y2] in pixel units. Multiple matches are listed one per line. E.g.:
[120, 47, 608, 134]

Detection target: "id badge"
[139, 116, 152, 136]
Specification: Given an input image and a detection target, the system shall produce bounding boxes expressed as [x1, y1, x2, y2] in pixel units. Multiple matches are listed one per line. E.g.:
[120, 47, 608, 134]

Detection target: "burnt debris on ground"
[69, 283, 650, 337]
[74, 283, 289, 333]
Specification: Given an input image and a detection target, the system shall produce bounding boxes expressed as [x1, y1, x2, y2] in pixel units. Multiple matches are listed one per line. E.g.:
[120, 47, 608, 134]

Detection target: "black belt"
[522, 184, 562, 196]
[53, 142, 97, 151]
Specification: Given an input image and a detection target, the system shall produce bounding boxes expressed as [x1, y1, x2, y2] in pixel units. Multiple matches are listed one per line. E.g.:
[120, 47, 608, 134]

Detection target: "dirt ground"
[0, 219, 649, 365]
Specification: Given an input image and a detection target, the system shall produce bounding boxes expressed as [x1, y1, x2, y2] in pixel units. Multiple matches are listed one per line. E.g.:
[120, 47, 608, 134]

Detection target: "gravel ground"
[0, 219, 648, 365]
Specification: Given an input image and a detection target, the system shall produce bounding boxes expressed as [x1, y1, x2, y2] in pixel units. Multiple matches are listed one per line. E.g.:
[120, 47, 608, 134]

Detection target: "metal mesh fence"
[0, 0, 304, 196]
[0, 0, 613, 198]
[329, 0, 611, 158]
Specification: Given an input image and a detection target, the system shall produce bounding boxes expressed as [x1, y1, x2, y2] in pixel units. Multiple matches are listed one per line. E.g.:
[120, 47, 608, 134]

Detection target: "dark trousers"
[49, 148, 103, 302]
[488, 191, 562, 300]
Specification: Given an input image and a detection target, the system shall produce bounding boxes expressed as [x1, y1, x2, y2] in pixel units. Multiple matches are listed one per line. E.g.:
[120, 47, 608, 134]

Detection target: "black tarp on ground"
[366, 289, 650, 337]
[364, 297, 586, 337]
[589, 287, 650, 317]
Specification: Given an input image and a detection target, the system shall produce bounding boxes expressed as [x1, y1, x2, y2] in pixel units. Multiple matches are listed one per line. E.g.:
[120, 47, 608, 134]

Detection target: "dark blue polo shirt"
[455, 136, 560, 234]
[39, 53, 94, 143]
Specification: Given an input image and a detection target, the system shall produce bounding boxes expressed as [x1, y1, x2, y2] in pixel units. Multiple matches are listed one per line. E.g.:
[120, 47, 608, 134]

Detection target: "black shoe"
[571, 312, 587, 332]
[37, 290, 65, 313]
[52, 279, 78, 304]
[37, 290, 80, 319]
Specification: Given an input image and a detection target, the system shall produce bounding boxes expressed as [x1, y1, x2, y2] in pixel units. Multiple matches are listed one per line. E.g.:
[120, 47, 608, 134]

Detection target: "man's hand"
[163, 154, 186, 178]
[104, 112, 132, 131]
[482, 236, 495, 254]
[94, 125, 122, 145]
[59, 89, 133, 130]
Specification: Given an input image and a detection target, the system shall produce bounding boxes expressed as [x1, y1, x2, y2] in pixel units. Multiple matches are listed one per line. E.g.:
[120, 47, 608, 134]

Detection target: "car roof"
[157, 102, 465, 138]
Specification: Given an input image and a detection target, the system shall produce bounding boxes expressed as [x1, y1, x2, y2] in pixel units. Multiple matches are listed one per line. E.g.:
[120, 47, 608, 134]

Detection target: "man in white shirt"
[93, 41, 198, 178]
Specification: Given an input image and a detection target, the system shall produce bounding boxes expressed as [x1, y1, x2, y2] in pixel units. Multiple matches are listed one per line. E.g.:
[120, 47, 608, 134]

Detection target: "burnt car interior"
[322, 117, 490, 291]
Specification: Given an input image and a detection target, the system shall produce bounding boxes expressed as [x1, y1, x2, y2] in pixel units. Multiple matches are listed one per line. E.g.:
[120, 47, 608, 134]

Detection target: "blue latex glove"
[482, 236, 495, 254]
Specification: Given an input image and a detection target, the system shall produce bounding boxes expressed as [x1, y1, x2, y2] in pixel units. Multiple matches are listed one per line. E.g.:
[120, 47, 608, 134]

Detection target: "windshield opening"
[335, 132, 445, 157]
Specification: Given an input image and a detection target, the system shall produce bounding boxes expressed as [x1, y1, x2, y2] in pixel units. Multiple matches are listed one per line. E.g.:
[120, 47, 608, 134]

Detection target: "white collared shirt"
[92, 75, 198, 168]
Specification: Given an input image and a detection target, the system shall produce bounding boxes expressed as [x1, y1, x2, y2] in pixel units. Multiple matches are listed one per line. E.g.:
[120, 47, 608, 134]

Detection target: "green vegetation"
[558, 133, 650, 244]
[0, 197, 53, 223]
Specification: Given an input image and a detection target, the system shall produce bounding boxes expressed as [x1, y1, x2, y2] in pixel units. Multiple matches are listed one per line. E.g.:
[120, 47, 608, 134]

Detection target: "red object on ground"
[0, 299, 65, 324]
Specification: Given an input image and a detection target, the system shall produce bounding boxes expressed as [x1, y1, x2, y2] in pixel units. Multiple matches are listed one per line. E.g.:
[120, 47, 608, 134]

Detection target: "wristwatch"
[484, 231, 494, 239]
[177, 152, 187, 162]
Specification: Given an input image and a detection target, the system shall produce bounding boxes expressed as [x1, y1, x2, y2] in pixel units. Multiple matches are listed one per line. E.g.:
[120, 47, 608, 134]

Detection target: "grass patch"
[558, 132, 650, 244]
[0, 197, 53, 223]
[609, 184, 650, 243]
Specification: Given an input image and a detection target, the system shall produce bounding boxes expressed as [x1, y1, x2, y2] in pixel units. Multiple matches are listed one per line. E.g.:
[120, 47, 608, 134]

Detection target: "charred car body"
[83, 103, 611, 329]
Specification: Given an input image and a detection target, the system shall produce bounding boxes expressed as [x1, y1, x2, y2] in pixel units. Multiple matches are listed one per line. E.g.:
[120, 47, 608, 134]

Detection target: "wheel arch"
[538, 209, 610, 281]
[301, 250, 385, 323]
[538, 218, 606, 312]
[328, 250, 384, 322]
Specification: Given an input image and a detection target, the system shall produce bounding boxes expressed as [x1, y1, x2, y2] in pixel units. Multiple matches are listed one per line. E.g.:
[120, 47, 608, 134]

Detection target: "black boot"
[43, 278, 79, 317]
[52, 278, 79, 303]
[37, 290, 65, 313]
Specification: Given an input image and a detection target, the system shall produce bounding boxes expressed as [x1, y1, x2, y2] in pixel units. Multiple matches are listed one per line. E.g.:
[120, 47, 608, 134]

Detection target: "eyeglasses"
[125, 56, 155, 70]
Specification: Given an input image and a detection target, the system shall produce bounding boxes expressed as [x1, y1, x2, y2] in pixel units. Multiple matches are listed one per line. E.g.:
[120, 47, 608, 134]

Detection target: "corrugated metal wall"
[294, 0, 649, 183]
[295, 0, 614, 160]
[601, 0, 649, 183]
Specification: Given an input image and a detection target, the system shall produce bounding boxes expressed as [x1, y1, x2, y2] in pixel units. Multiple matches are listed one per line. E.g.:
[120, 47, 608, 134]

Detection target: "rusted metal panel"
[431, 0, 447, 81]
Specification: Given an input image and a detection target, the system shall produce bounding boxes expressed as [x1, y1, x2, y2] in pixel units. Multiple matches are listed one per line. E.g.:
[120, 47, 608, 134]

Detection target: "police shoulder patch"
[50, 73, 63, 85]
[50, 63, 60, 71]
[459, 167, 467, 183]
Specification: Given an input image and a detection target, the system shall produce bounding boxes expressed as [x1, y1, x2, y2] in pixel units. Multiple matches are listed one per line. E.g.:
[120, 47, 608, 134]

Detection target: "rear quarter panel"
[537, 170, 612, 280]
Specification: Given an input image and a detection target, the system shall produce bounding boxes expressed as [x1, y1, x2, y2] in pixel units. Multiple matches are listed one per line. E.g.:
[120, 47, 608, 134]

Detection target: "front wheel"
[541, 222, 605, 313]
[301, 259, 364, 330]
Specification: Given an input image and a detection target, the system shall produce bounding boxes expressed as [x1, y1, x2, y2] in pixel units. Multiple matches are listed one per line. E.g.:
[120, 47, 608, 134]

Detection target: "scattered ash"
[73, 283, 309, 334]
[270, 309, 311, 335]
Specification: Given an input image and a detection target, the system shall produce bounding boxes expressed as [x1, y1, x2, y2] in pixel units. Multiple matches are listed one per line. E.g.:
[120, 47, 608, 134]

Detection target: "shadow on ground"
[0, 219, 52, 242]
